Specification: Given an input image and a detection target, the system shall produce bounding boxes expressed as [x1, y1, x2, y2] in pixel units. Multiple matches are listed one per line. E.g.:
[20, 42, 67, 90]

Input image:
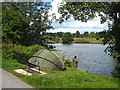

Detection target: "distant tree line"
[45, 31, 103, 43]
[46, 31, 100, 38]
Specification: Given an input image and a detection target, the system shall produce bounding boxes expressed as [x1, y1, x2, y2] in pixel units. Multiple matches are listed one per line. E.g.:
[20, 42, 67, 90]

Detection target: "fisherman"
[72, 56, 79, 68]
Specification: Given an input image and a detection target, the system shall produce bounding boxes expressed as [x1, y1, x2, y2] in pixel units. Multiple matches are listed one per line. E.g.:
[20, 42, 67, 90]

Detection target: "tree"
[55, 37, 60, 43]
[83, 31, 89, 38]
[62, 32, 73, 43]
[2, 9, 29, 44]
[76, 31, 80, 38]
[58, 2, 120, 77]
[72, 33, 76, 38]
[56, 32, 63, 38]
[2, 2, 53, 46]
[58, 2, 107, 23]
[90, 32, 96, 38]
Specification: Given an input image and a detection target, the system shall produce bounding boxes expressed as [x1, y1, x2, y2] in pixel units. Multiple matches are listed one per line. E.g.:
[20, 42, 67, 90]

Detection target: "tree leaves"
[2, 2, 53, 46]
[62, 32, 73, 43]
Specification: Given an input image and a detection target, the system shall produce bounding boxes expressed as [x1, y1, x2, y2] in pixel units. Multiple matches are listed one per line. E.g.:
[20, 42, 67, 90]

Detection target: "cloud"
[50, 17, 108, 33]
[47, 0, 108, 33]
[53, 16, 108, 28]
[47, 27, 105, 34]
[48, 0, 62, 20]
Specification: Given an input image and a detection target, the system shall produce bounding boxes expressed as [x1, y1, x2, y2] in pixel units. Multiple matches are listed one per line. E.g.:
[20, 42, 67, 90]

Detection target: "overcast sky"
[47, 0, 108, 34]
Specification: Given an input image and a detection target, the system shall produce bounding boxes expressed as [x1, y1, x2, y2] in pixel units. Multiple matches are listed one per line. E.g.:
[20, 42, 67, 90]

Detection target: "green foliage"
[2, 43, 43, 64]
[55, 37, 60, 43]
[76, 31, 80, 38]
[73, 38, 103, 43]
[63, 59, 72, 67]
[112, 51, 120, 77]
[90, 32, 96, 38]
[47, 32, 101, 42]
[2, 58, 118, 88]
[2, 9, 29, 44]
[101, 3, 120, 77]
[56, 32, 63, 38]
[83, 31, 89, 38]
[2, 2, 53, 46]
[58, 2, 105, 23]
[62, 32, 73, 43]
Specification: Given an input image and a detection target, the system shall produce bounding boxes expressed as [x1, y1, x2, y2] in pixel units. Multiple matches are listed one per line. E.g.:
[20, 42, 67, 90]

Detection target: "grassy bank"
[73, 38, 103, 43]
[49, 38, 103, 44]
[2, 58, 118, 88]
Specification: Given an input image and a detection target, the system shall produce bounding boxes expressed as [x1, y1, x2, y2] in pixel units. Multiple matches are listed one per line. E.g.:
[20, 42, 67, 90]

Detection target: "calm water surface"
[52, 43, 116, 76]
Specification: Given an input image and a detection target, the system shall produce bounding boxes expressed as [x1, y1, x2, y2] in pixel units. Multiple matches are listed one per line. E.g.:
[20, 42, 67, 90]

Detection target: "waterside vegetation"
[1, 58, 118, 88]
[1, 2, 120, 88]
[49, 38, 103, 44]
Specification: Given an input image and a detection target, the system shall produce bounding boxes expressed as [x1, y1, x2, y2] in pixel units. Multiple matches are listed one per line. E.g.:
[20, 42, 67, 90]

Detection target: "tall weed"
[2, 43, 43, 64]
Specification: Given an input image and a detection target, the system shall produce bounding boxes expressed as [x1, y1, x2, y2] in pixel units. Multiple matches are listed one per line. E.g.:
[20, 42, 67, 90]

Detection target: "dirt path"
[1, 69, 34, 88]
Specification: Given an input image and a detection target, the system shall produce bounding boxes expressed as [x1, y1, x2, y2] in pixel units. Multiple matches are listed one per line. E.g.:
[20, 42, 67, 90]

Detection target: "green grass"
[2, 58, 118, 88]
[73, 38, 103, 43]
[2, 58, 26, 73]
[49, 38, 103, 44]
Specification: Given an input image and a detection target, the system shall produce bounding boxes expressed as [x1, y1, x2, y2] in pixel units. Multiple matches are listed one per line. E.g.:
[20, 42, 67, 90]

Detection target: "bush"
[62, 32, 73, 43]
[2, 43, 43, 64]
[63, 59, 72, 67]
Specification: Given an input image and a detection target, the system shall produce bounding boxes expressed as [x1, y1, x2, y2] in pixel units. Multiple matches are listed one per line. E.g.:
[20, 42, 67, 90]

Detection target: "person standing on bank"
[72, 56, 79, 68]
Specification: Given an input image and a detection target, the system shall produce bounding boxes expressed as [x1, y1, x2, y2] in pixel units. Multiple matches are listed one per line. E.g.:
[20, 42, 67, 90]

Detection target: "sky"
[47, 0, 108, 34]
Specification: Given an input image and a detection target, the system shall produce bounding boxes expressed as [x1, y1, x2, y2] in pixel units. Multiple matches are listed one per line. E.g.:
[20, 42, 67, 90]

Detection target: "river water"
[51, 43, 116, 76]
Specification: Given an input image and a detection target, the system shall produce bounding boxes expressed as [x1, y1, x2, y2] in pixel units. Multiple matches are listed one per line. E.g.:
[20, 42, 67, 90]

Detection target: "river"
[51, 43, 116, 76]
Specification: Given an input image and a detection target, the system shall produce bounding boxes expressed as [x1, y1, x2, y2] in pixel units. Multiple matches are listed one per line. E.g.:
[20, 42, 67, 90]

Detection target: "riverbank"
[49, 38, 103, 44]
[73, 38, 103, 43]
[1, 58, 118, 88]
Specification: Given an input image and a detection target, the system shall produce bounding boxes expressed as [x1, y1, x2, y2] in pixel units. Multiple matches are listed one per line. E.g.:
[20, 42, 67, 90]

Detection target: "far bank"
[49, 38, 103, 44]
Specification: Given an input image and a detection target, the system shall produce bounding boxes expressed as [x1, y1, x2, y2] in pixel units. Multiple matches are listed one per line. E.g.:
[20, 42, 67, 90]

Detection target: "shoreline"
[49, 42, 104, 44]
[48, 38, 103, 44]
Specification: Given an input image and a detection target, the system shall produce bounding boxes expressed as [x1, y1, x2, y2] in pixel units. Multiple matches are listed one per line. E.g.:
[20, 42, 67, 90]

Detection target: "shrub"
[62, 32, 73, 43]
[2, 43, 43, 64]
[63, 59, 72, 67]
